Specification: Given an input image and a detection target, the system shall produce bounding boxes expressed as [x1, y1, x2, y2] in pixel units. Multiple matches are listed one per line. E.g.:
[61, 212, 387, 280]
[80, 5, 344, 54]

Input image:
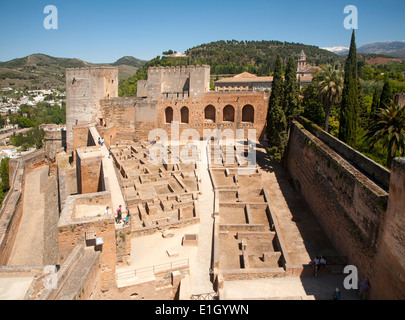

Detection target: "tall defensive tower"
[65, 67, 118, 153]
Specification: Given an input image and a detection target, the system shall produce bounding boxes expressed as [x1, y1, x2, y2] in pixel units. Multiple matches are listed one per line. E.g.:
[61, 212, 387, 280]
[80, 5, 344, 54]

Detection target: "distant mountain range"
[322, 41, 405, 57]
[0, 54, 147, 90]
[3, 40, 405, 91]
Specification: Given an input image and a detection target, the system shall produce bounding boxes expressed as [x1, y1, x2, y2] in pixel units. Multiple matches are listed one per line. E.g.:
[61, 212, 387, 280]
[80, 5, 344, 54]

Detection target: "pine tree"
[338, 30, 360, 146]
[283, 56, 300, 128]
[266, 55, 288, 161]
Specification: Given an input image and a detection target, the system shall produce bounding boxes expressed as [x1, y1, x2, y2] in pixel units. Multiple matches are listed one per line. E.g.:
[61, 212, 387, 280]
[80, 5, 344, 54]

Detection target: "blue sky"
[0, 0, 404, 63]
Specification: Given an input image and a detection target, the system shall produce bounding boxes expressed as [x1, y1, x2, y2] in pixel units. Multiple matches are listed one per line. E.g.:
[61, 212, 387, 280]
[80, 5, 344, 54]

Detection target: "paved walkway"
[188, 140, 215, 294]
[8, 165, 48, 266]
[0, 276, 34, 300]
[220, 274, 359, 300]
[89, 128, 126, 218]
[255, 144, 339, 264]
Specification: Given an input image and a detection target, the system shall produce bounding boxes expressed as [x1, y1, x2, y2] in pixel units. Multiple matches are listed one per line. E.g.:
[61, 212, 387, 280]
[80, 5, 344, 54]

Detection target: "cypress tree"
[266, 55, 288, 161]
[283, 56, 300, 128]
[379, 80, 393, 109]
[370, 89, 380, 119]
[338, 30, 360, 146]
[0, 157, 10, 194]
[302, 83, 325, 126]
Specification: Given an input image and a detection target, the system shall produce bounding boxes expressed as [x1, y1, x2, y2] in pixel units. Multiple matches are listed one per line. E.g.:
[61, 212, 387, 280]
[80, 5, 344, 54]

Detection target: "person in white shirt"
[313, 256, 320, 277]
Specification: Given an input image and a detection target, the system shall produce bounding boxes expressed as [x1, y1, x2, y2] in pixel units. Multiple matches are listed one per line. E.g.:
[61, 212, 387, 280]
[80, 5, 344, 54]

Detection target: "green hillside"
[119, 40, 343, 96]
[0, 54, 146, 90]
[112, 56, 147, 68]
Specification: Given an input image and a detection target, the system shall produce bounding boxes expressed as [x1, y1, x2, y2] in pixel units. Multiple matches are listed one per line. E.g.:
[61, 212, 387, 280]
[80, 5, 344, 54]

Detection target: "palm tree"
[316, 63, 344, 132]
[364, 102, 405, 168]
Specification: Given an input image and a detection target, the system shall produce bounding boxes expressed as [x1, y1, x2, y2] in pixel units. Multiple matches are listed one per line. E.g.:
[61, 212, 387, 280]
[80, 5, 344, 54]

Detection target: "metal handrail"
[116, 258, 189, 280]
[190, 292, 218, 300]
[323, 256, 347, 265]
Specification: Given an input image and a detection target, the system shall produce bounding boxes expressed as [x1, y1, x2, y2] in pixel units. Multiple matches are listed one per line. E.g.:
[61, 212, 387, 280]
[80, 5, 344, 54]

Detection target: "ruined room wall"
[72, 125, 92, 162]
[286, 121, 399, 298]
[57, 213, 116, 291]
[44, 130, 65, 161]
[75, 147, 103, 194]
[115, 226, 131, 265]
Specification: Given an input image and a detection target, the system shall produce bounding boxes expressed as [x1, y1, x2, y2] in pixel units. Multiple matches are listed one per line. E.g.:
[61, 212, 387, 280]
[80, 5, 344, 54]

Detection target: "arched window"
[180, 106, 189, 124]
[242, 105, 254, 123]
[223, 105, 235, 122]
[204, 105, 216, 123]
[165, 107, 173, 123]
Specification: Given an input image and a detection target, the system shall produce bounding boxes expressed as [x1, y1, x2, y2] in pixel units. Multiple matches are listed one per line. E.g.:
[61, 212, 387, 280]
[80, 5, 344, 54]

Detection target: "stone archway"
[165, 107, 173, 123]
[180, 106, 189, 124]
[242, 105, 254, 123]
[223, 105, 235, 122]
[204, 105, 216, 123]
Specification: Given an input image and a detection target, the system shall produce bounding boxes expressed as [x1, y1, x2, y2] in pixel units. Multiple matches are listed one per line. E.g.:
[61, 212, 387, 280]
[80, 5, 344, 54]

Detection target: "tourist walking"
[116, 205, 122, 223]
[359, 279, 370, 300]
[333, 288, 340, 300]
[313, 256, 320, 277]
[123, 209, 130, 226]
[320, 256, 327, 268]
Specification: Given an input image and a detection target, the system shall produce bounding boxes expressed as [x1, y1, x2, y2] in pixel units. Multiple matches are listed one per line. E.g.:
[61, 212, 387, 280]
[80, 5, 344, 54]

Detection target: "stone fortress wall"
[286, 117, 405, 299]
[2, 65, 402, 300]
[65, 65, 269, 150]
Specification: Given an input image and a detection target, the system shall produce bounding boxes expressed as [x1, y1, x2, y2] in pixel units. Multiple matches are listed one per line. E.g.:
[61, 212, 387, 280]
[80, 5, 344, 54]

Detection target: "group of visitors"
[310, 255, 371, 300]
[115, 205, 130, 226]
[312, 255, 327, 277]
[98, 136, 104, 146]
[104, 205, 130, 226]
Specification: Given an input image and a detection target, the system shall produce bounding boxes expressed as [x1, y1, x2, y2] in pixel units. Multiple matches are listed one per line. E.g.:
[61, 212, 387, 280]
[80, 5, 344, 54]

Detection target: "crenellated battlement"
[148, 65, 210, 75]
[144, 65, 210, 99]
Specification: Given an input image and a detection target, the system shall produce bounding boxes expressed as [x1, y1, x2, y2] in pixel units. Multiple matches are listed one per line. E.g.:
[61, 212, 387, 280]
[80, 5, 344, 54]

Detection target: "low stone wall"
[115, 226, 131, 265]
[296, 116, 390, 190]
[220, 267, 286, 281]
[218, 224, 266, 232]
[57, 191, 116, 291]
[131, 217, 200, 238]
[31, 244, 101, 300]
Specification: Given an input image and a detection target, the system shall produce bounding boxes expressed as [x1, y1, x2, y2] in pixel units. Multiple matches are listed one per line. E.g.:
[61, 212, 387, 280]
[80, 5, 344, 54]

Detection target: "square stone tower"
[137, 65, 210, 101]
[66, 67, 118, 153]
